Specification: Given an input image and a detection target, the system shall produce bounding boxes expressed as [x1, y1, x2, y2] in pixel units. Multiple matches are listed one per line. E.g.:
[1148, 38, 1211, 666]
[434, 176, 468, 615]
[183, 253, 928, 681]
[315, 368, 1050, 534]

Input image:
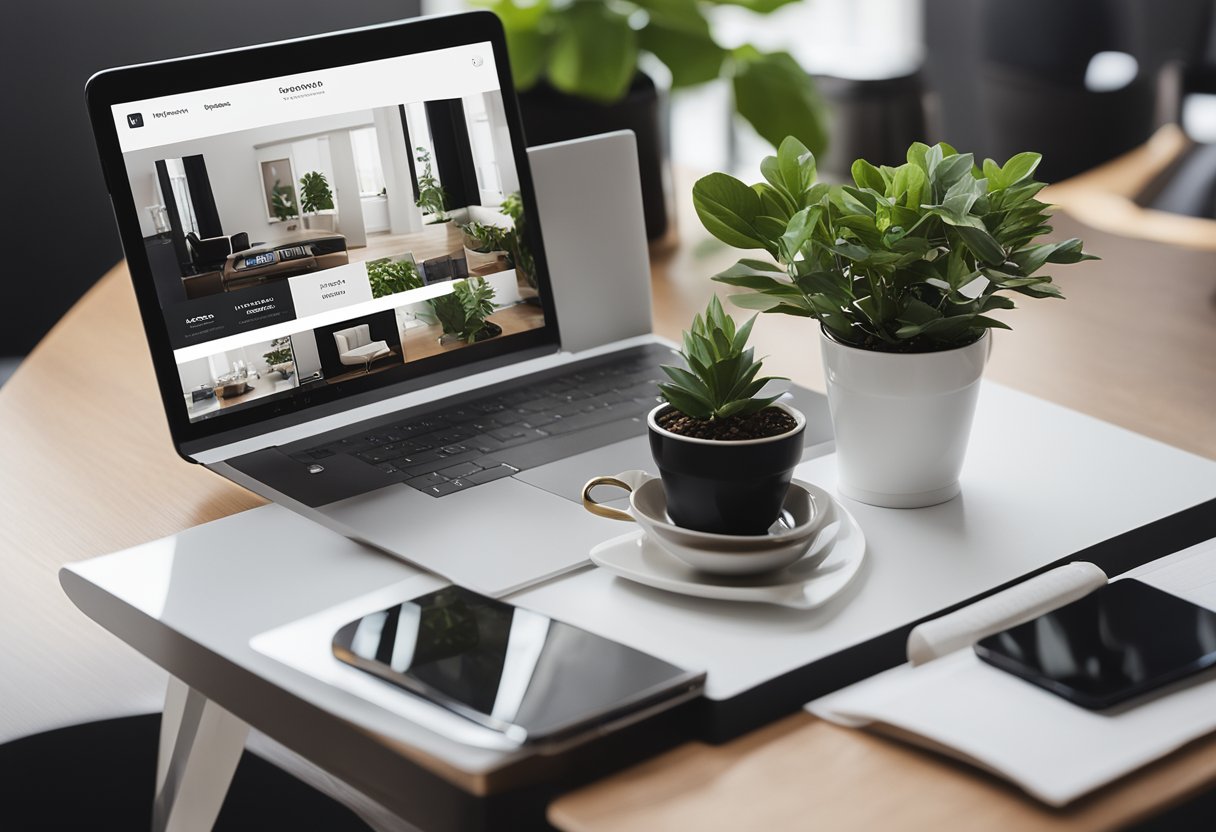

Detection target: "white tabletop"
[61, 382, 1216, 782]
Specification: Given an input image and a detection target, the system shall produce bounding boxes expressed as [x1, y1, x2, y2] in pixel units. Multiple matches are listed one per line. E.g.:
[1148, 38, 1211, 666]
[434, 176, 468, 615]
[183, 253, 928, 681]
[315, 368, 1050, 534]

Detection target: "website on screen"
[113, 43, 546, 423]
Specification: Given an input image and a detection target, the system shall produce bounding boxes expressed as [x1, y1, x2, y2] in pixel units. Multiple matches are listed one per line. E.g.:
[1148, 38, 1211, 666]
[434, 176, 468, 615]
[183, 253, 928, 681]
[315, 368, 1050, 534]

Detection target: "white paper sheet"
[809, 538, 1216, 807]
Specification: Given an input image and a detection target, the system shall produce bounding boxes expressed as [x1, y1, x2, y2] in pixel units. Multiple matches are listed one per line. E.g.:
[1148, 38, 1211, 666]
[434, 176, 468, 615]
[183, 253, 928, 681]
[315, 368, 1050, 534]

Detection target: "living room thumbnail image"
[393, 270, 545, 365]
[124, 91, 536, 315]
[178, 308, 407, 421]
[178, 336, 308, 420]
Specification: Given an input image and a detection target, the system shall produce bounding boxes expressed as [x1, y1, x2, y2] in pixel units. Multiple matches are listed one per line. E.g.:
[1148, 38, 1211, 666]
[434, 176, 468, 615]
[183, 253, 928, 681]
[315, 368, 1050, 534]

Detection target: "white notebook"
[808, 538, 1216, 807]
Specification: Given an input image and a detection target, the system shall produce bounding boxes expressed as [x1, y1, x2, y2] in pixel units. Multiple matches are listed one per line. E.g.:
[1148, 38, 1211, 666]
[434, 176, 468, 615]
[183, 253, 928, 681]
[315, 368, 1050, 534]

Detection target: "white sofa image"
[333, 324, 391, 374]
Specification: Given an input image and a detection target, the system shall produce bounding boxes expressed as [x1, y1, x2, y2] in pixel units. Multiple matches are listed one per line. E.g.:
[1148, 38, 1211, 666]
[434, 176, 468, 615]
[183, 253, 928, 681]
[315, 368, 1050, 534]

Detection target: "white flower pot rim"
[819, 323, 989, 356]
[647, 401, 806, 447]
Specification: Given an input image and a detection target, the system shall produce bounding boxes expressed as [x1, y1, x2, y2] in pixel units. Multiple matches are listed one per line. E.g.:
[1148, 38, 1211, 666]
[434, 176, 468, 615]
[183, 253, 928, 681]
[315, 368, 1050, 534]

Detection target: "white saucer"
[589, 493, 866, 610]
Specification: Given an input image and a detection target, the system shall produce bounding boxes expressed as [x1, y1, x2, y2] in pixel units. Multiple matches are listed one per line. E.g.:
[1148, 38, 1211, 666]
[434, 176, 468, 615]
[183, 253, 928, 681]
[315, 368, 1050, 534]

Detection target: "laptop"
[86, 12, 830, 596]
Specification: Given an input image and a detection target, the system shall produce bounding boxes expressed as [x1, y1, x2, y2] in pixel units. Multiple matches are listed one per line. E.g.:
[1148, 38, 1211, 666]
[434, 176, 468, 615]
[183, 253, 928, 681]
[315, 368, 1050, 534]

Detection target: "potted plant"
[499, 191, 538, 302]
[481, 0, 827, 241]
[298, 170, 335, 231]
[692, 137, 1096, 507]
[460, 221, 512, 273]
[650, 296, 804, 535]
[415, 148, 449, 224]
[429, 277, 501, 344]
[262, 337, 295, 379]
[366, 257, 423, 299]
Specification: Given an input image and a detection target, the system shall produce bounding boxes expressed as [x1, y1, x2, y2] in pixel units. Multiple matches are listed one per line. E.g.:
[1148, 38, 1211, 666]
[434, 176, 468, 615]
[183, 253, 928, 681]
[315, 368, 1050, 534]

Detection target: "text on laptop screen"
[111, 43, 548, 424]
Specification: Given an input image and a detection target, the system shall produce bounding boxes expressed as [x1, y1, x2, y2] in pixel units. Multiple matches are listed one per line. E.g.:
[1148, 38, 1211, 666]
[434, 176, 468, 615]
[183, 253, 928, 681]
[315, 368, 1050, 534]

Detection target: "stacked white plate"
[589, 476, 866, 610]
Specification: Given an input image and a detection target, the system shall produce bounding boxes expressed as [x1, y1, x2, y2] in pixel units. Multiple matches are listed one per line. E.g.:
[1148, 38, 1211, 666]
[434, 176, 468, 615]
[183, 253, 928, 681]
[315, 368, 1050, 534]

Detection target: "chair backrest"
[185, 232, 233, 268]
[421, 255, 454, 284]
[333, 324, 370, 354]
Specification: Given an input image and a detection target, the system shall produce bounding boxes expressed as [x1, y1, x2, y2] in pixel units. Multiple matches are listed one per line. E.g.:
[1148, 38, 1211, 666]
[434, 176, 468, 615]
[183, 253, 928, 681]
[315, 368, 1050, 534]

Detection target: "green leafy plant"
[366, 258, 423, 299]
[658, 296, 783, 420]
[693, 138, 1098, 352]
[415, 148, 449, 223]
[499, 191, 536, 289]
[461, 221, 511, 253]
[429, 277, 498, 343]
[298, 171, 334, 214]
[270, 180, 297, 221]
[482, 0, 826, 153]
[262, 337, 293, 373]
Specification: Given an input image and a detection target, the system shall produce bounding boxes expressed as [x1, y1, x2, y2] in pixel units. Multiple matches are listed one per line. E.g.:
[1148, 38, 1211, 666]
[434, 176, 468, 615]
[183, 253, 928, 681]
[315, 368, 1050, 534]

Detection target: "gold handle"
[581, 476, 636, 522]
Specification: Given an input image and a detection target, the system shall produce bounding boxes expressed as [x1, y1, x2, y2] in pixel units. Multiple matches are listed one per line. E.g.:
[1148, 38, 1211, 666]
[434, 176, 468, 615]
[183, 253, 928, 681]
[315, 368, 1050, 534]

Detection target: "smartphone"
[332, 586, 705, 745]
[974, 579, 1216, 710]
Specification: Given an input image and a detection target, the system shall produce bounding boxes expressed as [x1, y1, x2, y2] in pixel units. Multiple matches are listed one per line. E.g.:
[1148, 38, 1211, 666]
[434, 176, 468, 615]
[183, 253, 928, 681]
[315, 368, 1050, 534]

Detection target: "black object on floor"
[0, 715, 371, 831]
[1125, 778, 1216, 831]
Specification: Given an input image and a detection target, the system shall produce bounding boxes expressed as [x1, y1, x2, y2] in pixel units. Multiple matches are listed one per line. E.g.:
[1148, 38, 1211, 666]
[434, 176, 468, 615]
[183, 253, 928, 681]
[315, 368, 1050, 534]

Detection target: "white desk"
[60, 382, 1216, 830]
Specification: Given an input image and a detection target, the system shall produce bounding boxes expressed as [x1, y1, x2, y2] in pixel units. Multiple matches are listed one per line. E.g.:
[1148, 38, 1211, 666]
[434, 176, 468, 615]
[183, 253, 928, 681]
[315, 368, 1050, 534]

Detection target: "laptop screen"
[99, 27, 555, 442]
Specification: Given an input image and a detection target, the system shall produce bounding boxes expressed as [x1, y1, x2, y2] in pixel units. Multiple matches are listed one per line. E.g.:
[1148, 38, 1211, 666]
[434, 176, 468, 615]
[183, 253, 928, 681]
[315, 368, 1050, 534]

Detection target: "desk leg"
[153, 677, 249, 832]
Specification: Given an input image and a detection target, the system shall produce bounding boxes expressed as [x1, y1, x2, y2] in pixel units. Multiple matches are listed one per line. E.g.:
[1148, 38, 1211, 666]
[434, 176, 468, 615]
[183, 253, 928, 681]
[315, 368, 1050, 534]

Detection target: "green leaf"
[1010, 280, 1065, 299]
[999, 151, 1042, 187]
[972, 314, 1013, 331]
[779, 206, 816, 263]
[636, 3, 727, 89]
[755, 182, 796, 222]
[731, 313, 758, 353]
[931, 153, 976, 195]
[778, 136, 817, 201]
[693, 173, 771, 251]
[851, 158, 886, 192]
[895, 296, 942, 327]
[731, 47, 827, 155]
[658, 383, 713, 420]
[982, 157, 1002, 185]
[728, 292, 790, 311]
[661, 364, 713, 400]
[486, 0, 552, 89]
[547, 3, 637, 102]
[891, 163, 927, 209]
[760, 136, 816, 207]
[708, 0, 801, 12]
[834, 186, 877, 217]
[907, 142, 931, 174]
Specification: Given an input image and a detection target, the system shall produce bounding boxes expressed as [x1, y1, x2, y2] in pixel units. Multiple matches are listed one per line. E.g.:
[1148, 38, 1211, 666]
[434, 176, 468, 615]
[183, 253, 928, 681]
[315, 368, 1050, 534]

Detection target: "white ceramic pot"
[820, 328, 990, 508]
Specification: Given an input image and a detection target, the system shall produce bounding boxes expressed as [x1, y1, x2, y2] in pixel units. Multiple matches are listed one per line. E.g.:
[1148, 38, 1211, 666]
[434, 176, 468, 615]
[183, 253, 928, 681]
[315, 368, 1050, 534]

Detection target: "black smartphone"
[974, 579, 1216, 710]
[332, 586, 704, 745]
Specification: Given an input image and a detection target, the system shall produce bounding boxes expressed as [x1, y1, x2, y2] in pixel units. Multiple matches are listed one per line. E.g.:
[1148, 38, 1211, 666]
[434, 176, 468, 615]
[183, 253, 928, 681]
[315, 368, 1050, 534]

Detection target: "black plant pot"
[517, 73, 669, 241]
[440, 320, 502, 346]
[647, 403, 806, 536]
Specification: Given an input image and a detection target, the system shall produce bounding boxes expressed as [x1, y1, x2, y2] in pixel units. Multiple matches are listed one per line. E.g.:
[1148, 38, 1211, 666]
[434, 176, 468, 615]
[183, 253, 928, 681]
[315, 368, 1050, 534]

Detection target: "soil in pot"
[656, 407, 796, 441]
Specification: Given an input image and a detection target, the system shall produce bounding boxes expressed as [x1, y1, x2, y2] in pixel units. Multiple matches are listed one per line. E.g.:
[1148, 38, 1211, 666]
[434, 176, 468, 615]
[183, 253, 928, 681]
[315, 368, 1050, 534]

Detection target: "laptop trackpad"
[515, 435, 654, 504]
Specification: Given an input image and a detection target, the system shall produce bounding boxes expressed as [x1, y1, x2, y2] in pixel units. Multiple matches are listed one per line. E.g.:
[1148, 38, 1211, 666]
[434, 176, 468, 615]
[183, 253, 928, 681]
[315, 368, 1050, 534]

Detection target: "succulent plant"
[658, 296, 784, 421]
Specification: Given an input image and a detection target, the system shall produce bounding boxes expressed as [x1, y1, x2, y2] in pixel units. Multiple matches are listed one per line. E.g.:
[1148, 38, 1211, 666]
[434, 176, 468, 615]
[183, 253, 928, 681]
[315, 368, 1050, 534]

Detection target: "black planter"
[517, 73, 669, 241]
[647, 404, 806, 536]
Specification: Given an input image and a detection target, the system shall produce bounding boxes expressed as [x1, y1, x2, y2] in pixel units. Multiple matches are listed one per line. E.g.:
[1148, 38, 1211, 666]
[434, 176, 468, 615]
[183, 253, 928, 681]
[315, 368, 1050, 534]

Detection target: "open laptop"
[86, 12, 830, 597]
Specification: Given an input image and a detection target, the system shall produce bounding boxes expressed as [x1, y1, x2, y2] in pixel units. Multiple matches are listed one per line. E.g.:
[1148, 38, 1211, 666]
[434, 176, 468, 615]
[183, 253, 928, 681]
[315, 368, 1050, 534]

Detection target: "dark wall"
[425, 99, 481, 209]
[0, 0, 420, 357]
[313, 311, 401, 379]
[923, 0, 1215, 179]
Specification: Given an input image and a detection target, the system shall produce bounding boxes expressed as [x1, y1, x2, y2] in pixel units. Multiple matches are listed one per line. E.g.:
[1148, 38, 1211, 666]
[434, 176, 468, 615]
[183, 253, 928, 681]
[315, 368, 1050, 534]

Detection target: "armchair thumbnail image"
[333, 324, 391, 374]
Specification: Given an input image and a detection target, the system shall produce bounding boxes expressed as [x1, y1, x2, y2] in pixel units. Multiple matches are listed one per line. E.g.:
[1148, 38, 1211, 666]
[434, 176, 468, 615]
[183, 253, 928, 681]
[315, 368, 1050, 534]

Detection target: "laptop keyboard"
[292, 350, 667, 497]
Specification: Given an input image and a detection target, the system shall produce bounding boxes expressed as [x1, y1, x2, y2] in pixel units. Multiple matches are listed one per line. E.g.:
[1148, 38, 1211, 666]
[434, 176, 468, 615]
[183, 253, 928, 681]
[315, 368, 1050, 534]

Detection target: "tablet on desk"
[974, 579, 1216, 710]
[333, 585, 705, 746]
